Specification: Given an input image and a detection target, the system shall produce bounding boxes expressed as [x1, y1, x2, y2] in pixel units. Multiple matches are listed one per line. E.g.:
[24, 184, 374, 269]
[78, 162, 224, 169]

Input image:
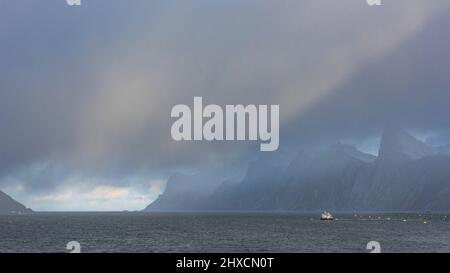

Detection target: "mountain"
[0, 190, 32, 214]
[436, 144, 450, 155]
[378, 126, 435, 162]
[205, 152, 292, 210]
[277, 144, 375, 211]
[144, 172, 218, 211]
[145, 160, 250, 211]
[145, 127, 450, 212]
[334, 143, 376, 163]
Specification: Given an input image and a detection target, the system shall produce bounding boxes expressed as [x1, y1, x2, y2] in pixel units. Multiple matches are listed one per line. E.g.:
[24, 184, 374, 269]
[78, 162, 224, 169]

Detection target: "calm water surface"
[0, 212, 449, 253]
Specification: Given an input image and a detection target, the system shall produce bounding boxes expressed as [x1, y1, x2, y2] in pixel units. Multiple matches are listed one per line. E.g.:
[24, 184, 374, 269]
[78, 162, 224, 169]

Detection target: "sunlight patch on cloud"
[30, 184, 155, 211]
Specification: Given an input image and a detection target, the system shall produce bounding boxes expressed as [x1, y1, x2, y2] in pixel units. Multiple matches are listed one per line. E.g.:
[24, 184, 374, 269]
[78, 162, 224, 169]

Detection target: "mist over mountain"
[0, 190, 32, 214]
[378, 126, 435, 162]
[1, 1, 450, 211]
[436, 145, 450, 156]
[145, 172, 236, 211]
[145, 127, 450, 212]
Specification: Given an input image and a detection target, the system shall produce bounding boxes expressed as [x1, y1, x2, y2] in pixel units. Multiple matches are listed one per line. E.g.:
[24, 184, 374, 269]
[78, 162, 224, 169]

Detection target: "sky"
[1, 0, 450, 211]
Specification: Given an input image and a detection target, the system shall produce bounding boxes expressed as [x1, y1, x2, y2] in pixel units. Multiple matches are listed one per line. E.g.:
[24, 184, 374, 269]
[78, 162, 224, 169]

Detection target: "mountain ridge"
[145, 128, 450, 212]
[0, 190, 33, 214]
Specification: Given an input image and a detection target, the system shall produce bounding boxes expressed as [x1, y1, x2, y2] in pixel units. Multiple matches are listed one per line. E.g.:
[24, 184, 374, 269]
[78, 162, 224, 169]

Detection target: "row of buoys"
[323, 214, 450, 224]
[350, 214, 450, 224]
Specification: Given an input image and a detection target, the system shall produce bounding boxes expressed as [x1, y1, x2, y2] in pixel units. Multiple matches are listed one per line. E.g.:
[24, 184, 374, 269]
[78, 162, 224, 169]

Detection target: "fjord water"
[1, 213, 449, 253]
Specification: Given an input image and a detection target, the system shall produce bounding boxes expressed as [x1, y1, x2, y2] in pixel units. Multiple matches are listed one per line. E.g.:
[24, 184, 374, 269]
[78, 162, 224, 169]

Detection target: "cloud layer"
[1, 0, 450, 210]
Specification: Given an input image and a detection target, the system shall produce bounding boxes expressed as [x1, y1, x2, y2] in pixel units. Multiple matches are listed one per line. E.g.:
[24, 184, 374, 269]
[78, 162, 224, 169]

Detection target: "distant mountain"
[378, 126, 435, 162]
[145, 172, 216, 211]
[0, 190, 32, 214]
[333, 143, 376, 163]
[204, 143, 376, 211]
[145, 127, 450, 212]
[436, 144, 450, 156]
[205, 152, 292, 211]
[145, 160, 250, 211]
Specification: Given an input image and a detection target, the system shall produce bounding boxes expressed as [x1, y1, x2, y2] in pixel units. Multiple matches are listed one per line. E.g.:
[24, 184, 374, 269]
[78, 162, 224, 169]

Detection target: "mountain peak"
[328, 143, 376, 163]
[378, 126, 434, 162]
[0, 190, 32, 214]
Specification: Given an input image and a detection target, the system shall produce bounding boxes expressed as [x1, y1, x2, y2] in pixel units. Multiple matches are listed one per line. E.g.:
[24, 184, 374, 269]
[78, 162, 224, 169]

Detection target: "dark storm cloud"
[282, 11, 450, 148]
[0, 0, 449, 210]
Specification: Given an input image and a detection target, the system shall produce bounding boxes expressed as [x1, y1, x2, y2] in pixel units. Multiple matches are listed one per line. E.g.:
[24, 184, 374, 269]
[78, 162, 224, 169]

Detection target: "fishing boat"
[320, 211, 334, 221]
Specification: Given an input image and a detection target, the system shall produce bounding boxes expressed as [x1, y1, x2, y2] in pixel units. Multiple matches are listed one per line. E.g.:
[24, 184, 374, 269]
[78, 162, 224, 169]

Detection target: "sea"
[1, 212, 449, 253]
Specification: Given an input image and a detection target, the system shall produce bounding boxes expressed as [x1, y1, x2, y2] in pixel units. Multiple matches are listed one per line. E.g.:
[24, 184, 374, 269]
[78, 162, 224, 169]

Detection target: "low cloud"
[26, 183, 162, 211]
[1, 0, 450, 210]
